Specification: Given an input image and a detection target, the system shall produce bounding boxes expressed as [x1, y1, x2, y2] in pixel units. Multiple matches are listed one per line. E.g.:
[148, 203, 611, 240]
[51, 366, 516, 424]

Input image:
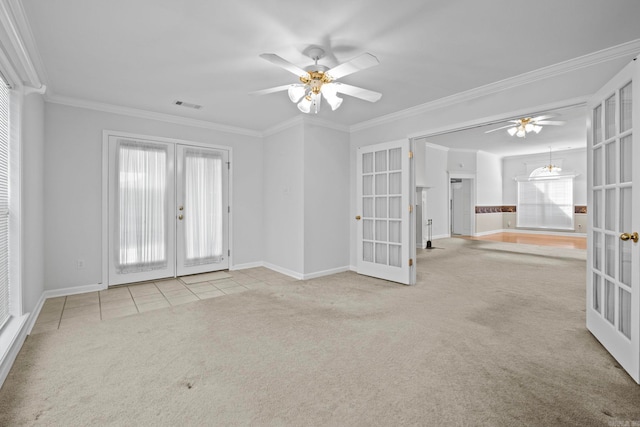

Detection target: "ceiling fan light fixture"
[322, 83, 343, 111]
[516, 129, 526, 138]
[288, 85, 306, 103]
[507, 127, 518, 136]
[533, 125, 542, 134]
[297, 96, 312, 113]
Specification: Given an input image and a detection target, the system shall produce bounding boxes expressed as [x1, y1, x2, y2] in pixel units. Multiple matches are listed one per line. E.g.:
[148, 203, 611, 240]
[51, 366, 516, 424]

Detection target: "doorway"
[450, 178, 473, 236]
[105, 133, 230, 286]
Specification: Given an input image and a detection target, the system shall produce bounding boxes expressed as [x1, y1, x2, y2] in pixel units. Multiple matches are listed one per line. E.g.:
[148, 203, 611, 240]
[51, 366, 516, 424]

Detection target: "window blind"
[0, 77, 9, 328]
[517, 177, 574, 230]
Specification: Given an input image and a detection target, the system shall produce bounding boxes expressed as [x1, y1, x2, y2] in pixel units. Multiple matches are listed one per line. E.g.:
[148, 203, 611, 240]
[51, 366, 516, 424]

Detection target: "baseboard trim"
[0, 313, 29, 388]
[262, 263, 304, 280]
[25, 293, 46, 335]
[302, 266, 351, 280]
[477, 229, 587, 237]
[230, 261, 264, 271]
[42, 283, 107, 300]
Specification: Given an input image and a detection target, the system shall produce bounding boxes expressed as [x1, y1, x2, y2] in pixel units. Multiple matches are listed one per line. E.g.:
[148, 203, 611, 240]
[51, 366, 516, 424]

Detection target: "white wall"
[424, 146, 449, 239]
[22, 93, 45, 312]
[263, 124, 304, 275]
[447, 150, 477, 176]
[476, 150, 503, 205]
[44, 102, 264, 291]
[303, 123, 350, 275]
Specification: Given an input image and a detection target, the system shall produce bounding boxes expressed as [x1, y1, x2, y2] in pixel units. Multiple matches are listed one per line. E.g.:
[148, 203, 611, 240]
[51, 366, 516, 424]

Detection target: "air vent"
[173, 100, 202, 110]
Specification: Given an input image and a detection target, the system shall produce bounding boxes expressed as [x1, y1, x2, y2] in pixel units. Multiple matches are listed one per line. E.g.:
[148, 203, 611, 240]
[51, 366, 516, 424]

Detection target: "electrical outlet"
[76, 259, 85, 270]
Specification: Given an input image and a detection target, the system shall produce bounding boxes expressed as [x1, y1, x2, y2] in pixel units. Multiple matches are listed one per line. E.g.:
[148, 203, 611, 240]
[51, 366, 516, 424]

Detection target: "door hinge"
[228, 206, 230, 213]
[226, 162, 230, 170]
[409, 205, 413, 213]
[228, 249, 230, 256]
[408, 151, 413, 159]
[409, 258, 413, 267]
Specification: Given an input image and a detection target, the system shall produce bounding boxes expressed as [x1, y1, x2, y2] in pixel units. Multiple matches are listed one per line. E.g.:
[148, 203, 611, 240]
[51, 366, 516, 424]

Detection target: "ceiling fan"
[485, 115, 565, 138]
[249, 47, 382, 114]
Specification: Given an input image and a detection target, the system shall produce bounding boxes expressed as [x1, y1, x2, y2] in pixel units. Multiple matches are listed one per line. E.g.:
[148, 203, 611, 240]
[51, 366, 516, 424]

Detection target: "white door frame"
[101, 130, 233, 287]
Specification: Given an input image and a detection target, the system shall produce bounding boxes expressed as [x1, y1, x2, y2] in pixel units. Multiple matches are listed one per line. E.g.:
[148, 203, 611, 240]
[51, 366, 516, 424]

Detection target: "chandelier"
[507, 117, 543, 138]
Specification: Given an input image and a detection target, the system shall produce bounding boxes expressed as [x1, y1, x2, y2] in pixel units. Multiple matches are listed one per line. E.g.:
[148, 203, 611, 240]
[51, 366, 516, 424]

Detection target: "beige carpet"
[1, 238, 639, 426]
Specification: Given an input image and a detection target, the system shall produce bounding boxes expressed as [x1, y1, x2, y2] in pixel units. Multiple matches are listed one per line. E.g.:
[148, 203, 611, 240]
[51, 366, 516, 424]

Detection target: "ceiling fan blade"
[259, 53, 307, 78]
[248, 84, 293, 96]
[530, 115, 554, 122]
[536, 120, 565, 126]
[327, 53, 380, 80]
[334, 83, 382, 102]
[484, 124, 515, 133]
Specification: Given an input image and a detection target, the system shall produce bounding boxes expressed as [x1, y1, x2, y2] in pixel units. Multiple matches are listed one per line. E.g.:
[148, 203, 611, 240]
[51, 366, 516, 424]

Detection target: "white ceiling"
[19, 0, 640, 154]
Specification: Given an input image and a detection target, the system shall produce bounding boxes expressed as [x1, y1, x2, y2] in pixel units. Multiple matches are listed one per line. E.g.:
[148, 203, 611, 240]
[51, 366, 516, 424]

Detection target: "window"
[0, 76, 9, 329]
[517, 175, 574, 230]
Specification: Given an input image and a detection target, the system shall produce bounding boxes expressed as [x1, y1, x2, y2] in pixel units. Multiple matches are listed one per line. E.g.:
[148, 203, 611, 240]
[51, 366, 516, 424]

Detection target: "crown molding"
[351, 39, 640, 133]
[0, 0, 43, 90]
[261, 114, 350, 137]
[303, 116, 350, 133]
[45, 92, 263, 138]
[6, 0, 49, 86]
[262, 115, 304, 137]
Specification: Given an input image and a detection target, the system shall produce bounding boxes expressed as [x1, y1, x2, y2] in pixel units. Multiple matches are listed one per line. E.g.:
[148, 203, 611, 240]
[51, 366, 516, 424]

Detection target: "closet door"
[176, 145, 229, 276]
[108, 137, 176, 285]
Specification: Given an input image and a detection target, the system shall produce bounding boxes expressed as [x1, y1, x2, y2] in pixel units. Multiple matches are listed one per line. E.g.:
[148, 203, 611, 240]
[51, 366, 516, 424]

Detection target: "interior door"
[176, 145, 229, 276]
[108, 137, 176, 285]
[356, 140, 415, 285]
[587, 58, 640, 383]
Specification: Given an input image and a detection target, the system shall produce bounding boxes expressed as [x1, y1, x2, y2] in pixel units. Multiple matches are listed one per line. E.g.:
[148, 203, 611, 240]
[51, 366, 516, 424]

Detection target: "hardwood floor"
[458, 232, 586, 249]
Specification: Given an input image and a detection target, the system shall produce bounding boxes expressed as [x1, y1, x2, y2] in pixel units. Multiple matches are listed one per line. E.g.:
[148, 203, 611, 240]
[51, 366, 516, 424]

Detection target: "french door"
[356, 139, 415, 285]
[107, 136, 229, 286]
[587, 58, 639, 383]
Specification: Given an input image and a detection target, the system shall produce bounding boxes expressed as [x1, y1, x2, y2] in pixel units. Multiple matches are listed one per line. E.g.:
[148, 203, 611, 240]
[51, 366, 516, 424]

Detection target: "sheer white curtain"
[116, 140, 168, 273]
[184, 148, 223, 266]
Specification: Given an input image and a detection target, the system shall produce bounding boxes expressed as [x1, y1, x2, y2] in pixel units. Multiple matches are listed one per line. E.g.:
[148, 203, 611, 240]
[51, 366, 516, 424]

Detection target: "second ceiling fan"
[250, 47, 382, 114]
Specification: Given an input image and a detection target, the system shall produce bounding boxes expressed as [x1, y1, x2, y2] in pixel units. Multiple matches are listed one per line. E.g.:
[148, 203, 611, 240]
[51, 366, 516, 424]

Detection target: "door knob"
[178, 214, 184, 220]
[620, 232, 638, 243]
[355, 215, 361, 220]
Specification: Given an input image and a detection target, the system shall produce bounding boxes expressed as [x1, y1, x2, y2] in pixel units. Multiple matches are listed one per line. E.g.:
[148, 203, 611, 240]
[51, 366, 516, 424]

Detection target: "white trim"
[351, 39, 640, 132]
[302, 265, 351, 280]
[0, 0, 42, 89]
[5, 0, 48, 87]
[349, 265, 357, 272]
[42, 283, 106, 300]
[423, 142, 450, 151]
[230, 261, 264, 271]
[262, 115, 303, 137]
[473, 229, 587, 238]
[47, 94, 262, 138]
[263, 262, 303, 281]
[431, 233, 451, 240]
[0, 313, 28, 388]
[24, 292, 45, 334]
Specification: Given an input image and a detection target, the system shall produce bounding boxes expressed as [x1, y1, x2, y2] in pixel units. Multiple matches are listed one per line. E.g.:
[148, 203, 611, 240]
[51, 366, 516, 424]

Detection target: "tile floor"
[30, 267, 296, 335]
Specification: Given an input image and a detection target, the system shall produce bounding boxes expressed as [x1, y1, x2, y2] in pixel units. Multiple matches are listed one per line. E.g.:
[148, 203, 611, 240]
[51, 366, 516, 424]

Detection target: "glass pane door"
[176, 145, 229, 276]
[356, 140, 414, 285]
[587, 60, 639, 383]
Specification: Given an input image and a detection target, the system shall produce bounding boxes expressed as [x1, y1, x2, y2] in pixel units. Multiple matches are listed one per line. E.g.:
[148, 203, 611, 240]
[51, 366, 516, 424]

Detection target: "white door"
[108, 137, 230, 286]
[108, 137, 176, 285]
[176, 145, 229, 276]
[356, 140, 415, 285]
[587, 58, 640, 383]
